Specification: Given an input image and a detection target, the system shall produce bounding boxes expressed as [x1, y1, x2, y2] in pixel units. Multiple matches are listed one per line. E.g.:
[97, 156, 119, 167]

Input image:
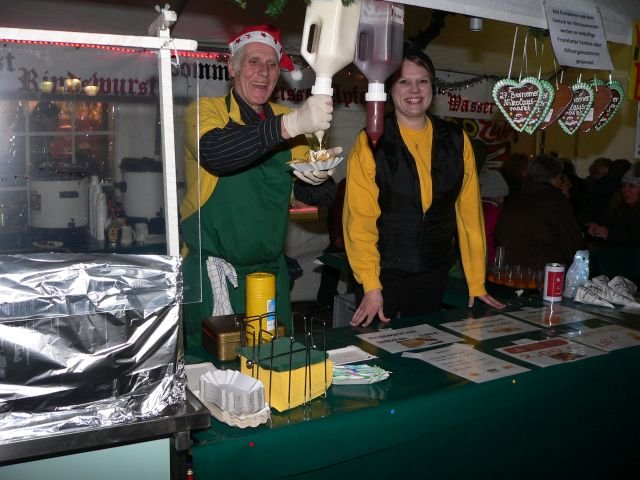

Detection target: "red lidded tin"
[543, 263, 565, 302]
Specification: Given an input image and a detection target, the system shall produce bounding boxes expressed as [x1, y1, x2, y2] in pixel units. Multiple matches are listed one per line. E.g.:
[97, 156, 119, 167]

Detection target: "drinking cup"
[120, 225, 135, 246]
[134, 222, 148, 244]
[504, 265, 517, 287]
[494, 246, 506, 272]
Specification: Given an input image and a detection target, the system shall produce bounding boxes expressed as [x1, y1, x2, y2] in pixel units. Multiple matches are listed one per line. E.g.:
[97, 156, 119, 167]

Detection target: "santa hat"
[228, 24, 302, 81]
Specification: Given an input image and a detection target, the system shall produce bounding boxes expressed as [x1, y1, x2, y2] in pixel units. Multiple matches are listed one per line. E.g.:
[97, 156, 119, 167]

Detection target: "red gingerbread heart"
[557, 83, 595, 135]
[539, 83, 573, 131]
[579, 81, 613, 133]
[525, 79, 555, 134]
[594, 80, 625, 131]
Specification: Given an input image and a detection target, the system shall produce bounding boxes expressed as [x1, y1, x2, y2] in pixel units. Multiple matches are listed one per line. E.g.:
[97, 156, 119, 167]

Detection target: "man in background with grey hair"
[495, 154, 585, 271]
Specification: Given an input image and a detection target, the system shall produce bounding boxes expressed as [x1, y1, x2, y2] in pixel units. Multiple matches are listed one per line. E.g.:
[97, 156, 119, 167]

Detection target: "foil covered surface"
[0, 253, 186, 444]
[0, 253, 180, 319]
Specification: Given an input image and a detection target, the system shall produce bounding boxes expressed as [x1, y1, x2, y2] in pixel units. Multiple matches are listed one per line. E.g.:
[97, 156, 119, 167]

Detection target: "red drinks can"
[543, 263, 565, 302]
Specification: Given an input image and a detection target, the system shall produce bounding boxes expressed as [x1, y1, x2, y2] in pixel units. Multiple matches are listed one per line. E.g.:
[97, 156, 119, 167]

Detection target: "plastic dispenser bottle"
[301, 0, 362, 146]
[354, 0, 405, 147]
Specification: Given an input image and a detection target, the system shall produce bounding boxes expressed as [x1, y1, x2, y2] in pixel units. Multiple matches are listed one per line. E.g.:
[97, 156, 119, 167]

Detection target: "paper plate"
[204, 400, 271, 429]
[289, 156, 343, 172]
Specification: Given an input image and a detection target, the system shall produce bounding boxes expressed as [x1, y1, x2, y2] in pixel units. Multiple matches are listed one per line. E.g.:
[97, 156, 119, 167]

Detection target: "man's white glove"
[293, 168, 335, 186]
[282, 94, 333, 138]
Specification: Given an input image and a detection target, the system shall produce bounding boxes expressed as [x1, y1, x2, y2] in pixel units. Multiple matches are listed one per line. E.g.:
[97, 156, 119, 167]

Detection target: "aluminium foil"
[0, 253, 186, 444]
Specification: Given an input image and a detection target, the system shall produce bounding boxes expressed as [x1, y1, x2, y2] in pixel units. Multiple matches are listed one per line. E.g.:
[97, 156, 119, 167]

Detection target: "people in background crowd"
[343, 47, 504, 328]
[585, 157, 612, 192]
[500, 153, 529, 195]
[586, 162, 640, 247]
[496, 154, 585, 271]
[559, 157, 589, 215]
[479, 168, 509, 265]
[582, 158, 631, 225]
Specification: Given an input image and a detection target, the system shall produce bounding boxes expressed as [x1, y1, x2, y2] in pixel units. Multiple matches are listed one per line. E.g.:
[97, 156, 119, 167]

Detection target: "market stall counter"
[0, 390, 210, 480]
[187, 295, 640, 479]
[0, 254, 210, 480]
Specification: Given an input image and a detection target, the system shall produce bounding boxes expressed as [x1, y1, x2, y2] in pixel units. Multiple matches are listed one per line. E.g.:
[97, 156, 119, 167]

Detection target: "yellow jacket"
[343, 120, 488, 297]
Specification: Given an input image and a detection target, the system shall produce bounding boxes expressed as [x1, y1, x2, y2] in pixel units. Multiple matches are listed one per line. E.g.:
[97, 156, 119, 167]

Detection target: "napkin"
[332, 364, 390, 385]
[574, 282, 615, 308]
[609, 276, 637, 299]
[206, 256, 238, 316]
[574, 275, 640, 308]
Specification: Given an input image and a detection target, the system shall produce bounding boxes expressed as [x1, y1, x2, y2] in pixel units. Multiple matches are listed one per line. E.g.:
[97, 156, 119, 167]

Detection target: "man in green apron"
[180, 25, 337, 351]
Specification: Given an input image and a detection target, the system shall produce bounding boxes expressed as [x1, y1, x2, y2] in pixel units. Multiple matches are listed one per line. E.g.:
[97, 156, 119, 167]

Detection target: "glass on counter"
[487, 248, 540, 290]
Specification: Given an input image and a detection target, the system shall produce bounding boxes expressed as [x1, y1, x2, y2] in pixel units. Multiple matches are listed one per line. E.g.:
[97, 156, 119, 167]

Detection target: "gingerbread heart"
[557, 83, 595, 135]
[539, 83, 573, 130]
[492, 77, 544, 132]
[594, 80, 626, 131]
[524, 79, 555, 134]
[579, 80, 613, 133]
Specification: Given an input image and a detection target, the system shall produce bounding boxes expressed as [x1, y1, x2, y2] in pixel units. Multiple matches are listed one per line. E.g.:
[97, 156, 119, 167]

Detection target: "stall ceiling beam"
[0, 27, 197, 51]
[393, 0, 636, 45]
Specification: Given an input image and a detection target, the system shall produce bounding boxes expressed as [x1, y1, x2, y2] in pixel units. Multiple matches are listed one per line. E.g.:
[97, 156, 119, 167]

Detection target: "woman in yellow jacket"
[343, 47, 504, 327]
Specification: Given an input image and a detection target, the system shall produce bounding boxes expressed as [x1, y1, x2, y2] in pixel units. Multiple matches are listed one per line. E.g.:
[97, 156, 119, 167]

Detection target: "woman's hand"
[468, 294, 506, 309]
[351, 288, 390, 327]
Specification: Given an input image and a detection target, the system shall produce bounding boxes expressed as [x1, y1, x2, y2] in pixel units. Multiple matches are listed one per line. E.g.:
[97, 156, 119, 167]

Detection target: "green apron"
[182, 94, 293, 351]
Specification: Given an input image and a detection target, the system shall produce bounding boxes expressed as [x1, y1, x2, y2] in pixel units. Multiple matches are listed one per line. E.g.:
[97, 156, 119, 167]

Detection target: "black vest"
[374, 113, 464, 273]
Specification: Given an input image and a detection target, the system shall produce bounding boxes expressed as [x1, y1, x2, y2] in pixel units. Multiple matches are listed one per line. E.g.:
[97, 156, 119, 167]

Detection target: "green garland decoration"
[230, 0, 356, 17]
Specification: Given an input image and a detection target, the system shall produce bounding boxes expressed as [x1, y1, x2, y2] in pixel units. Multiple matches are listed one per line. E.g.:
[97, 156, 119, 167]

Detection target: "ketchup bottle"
[353, 0, 405, 147]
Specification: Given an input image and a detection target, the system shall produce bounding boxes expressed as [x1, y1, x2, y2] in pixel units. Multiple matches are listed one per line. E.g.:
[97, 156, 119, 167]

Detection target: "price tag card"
[562, 324, 640, 352]
[442, 314, 540, 341]
[403, 343, 529, 383]
[358, 323, 461, 354]
[496, 337, 605, 367]
[507, 305, 596, 327]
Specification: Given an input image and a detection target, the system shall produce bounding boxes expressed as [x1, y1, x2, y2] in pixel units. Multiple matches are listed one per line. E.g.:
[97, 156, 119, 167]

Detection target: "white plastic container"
[29, 178, 89, 229]
[301, 0, 362, 143]
[122, 170, 163, 220]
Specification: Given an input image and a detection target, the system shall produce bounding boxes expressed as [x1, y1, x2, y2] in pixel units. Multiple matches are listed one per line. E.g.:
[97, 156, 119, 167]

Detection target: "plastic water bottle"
[353, 0, 404, 147]
[564, 250, 590, 299]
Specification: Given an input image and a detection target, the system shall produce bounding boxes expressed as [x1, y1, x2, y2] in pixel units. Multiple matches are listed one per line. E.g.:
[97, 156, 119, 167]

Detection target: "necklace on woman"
[399, 121, 429, 155]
